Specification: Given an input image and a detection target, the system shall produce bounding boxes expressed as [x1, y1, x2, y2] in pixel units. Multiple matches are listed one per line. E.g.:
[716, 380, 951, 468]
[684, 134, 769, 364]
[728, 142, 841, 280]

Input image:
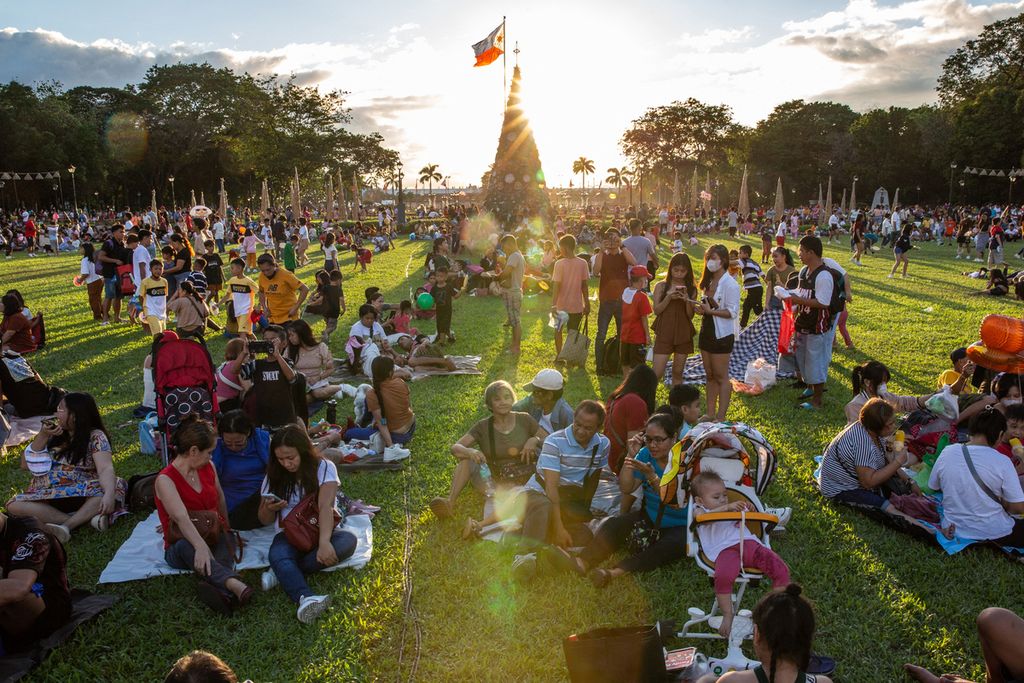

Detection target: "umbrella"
[840, 188, 847, 214]
[151, 189, 157, 215]
[773, 177, 784, 219]
[190, 189, 197, 207]
[892, 187, 900, 209]
[260, 179, 270, 217]
[200, 191, 206, 207]
[817, 183, 823, 217]
[850, 178, 857, 216]
[218, 178, 227, 220]
[292, 167, 302, 220]
[825, 176, 833, 221]
[325, 174, 335, 221]
[672, 168, 680, 206]
[737, 165, 749, 218]
[689, 168, 699, 214]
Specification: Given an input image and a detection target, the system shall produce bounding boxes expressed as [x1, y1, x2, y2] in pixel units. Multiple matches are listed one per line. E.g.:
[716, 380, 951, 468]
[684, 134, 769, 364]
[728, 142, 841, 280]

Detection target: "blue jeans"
[268, 529, 357, 603]
[345, 419, 416, 445]
[216, 239, 225, 252]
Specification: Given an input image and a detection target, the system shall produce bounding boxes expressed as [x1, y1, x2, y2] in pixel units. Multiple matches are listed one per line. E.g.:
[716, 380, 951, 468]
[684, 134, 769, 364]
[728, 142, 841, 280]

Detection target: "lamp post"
[67, 165, 78, 216]
[0, 181, 5, 211]
[948, 162, 957, 204]
[395, 160, 406, 228]
[916, 186, 921, 205]
[52, 183, 59, 210]
[958, 179, 965, 202]
[168, 175, 176, 211]
[1011, 176, 1017, 204]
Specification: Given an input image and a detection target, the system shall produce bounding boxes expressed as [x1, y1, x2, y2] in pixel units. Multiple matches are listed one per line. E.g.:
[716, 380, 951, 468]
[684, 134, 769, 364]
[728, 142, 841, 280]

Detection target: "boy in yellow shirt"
[139, 261, 169, 335]
[222, 257, 259, 337]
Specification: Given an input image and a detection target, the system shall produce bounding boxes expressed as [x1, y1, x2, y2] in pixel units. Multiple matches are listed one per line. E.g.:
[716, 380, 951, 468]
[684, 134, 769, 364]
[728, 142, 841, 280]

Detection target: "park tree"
[937, 13, 1024, 106]
[621, 98, 739, 178]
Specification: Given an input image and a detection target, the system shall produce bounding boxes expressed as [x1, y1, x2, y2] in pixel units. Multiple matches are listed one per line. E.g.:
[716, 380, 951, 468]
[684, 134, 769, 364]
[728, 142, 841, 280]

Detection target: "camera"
[248, 340, 273, 355]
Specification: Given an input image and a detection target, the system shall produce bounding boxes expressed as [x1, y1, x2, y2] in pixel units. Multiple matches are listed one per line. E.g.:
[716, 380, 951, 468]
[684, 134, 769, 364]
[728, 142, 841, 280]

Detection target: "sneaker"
[297, 594, 331, 624]
[511, 553, 537, 583]
[45, 523, 71, 544]
[261, 569, 279, 592]
[887, 274, 894, 278]
[196, 581, 234, 616]
[383, 445, 410, 462]
[766, 506, 793, 530]
[90, 514, 109, 532]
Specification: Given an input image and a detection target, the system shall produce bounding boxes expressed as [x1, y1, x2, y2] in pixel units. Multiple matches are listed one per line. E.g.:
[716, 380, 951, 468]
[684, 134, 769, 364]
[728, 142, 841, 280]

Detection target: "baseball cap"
[523, 369, 564, 393]
[630, 265, 651, 279]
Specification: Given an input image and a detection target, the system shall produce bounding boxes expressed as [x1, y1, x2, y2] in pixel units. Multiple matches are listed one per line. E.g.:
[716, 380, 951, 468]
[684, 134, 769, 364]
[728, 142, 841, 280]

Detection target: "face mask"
[1004, 398, 1022, 407]
[706, 259, 722, 273]
[877, 383, 888, 395]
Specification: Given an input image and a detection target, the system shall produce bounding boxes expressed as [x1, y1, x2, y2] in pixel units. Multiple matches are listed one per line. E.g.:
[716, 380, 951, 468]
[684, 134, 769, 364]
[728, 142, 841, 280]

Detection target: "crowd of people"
[0, 196, 1022, 682]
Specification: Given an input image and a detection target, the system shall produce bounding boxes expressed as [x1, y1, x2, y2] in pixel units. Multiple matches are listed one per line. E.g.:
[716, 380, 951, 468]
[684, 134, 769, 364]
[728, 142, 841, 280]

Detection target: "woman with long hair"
[155, 418, 253, 615]
[604, 364, 659, 473]
[651, 252, 697, 386]
[889, 224, 913, 278]
[0, 293, 36, 354]
[851, 215, 865, 266]
[167, 280, 209, 340]
[258, 425, 356, 623]
[343, 356, 416, 450]
[696, 244, 740, 421]
[79, 242, 104, 321]
[763, 247, 795, 311]
[8, 392, 126, 542]
[284, 319, 344, 400]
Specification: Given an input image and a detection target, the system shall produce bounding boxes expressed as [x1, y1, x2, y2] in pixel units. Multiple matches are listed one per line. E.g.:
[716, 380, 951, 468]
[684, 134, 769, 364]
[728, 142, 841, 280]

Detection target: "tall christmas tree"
[483, 65, 551, 231]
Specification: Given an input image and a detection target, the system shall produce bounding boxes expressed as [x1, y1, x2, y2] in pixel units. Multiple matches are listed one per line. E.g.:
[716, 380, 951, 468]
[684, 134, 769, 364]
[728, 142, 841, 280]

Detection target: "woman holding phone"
[651, 253, 698, 386]
[696, 244, 740, 422]
[258, 425, 356, 624]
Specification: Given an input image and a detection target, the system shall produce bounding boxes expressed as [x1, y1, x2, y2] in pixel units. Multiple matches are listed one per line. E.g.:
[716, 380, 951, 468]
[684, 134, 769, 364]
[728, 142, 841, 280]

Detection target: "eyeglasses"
[643, 434, 671, 445]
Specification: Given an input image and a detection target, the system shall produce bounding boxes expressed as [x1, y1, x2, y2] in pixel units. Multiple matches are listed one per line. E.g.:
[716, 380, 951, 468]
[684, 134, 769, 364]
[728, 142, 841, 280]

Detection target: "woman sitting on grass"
[8, 392, 126, 543]
[343, 356, 415, 450]
[258, 425, 356, 624]
[155, 418, 253, 615]
[284, 319, 345, 401]
[211, 410, 271, 531]
[541, 413, 688, 589]
[429, 380, 546, 532]
[843, 360, 932, 425]
[818, 398, 929, 528]
[697, 584, 832, 683]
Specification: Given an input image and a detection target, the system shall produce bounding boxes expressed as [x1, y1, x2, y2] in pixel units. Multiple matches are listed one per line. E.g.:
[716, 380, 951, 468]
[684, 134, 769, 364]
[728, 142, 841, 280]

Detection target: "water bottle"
[326, 399, 337, 425]
[479, 462, 495, 497]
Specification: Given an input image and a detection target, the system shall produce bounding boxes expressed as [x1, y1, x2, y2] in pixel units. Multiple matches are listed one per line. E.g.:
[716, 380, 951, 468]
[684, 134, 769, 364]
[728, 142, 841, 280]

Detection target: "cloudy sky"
[2, 0, 1021, 186]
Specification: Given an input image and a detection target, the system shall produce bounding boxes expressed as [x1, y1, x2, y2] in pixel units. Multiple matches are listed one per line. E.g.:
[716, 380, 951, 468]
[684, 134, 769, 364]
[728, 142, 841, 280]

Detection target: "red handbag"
[117, 263, 136, 295]
[282, 493, 341, 552]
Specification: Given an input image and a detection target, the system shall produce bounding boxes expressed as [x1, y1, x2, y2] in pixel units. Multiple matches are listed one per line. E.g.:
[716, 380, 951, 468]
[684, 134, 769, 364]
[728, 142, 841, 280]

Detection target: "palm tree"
[606, 167, 625, 204]
[419, 164, 442, 207]
[572, 156, 595, 206]
[620, 168, 635, 207]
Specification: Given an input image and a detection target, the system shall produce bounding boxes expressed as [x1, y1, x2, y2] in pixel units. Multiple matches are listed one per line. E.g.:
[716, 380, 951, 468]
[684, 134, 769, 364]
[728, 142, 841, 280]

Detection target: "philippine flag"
[472, 22, 505, 67]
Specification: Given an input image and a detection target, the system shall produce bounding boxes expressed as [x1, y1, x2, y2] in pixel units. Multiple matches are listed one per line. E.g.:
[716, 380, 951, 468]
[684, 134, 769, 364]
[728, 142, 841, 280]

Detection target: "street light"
[958, 178, 965, 202]
[67, 165, 78, 216]
[395, 160, 406, 228]
[948, 162, 957, 204]
[1011, 176, 1018, 204]
[168, 175, 176, 210]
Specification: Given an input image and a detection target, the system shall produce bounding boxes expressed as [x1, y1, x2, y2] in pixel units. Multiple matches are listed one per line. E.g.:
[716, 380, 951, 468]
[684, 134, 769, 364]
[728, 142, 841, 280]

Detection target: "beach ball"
[417, 292, 435, 310]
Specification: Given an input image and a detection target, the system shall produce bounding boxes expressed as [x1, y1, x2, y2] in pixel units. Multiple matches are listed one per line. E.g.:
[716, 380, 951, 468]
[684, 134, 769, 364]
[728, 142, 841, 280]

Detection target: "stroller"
[151, 333, 219, 465]
[659, 422, 786, 676]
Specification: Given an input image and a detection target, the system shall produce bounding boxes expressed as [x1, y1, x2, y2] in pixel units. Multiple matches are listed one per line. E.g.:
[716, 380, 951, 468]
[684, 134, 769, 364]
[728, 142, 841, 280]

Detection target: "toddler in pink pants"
[692, 471, 790, 637]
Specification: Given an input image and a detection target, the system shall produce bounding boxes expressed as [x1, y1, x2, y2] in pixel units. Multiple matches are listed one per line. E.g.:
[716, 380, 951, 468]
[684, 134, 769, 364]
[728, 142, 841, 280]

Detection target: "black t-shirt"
[272, 221, 286, 241]
[174, 247, 192, 274]
[203, 252, 224, 285]
[100, 238, 130, 278]
[0, 516, 71, 648]
[244, 358, 297, 427]
[323, 284, 342, 318]
[433, 282, 457, 309]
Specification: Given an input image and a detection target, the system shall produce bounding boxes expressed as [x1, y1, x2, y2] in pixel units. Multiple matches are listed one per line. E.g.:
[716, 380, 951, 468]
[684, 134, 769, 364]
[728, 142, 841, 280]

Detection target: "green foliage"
[0, 64, 397, 210]
[937, 13, 1024, 106]
[482, 66, 551, 230]
[620, 98, 740, 178]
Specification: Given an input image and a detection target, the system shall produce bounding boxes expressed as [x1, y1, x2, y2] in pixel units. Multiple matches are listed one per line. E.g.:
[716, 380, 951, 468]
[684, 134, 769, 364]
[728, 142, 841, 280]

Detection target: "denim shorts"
[103, 276, 121, 299]
[794, 329, 833, 385]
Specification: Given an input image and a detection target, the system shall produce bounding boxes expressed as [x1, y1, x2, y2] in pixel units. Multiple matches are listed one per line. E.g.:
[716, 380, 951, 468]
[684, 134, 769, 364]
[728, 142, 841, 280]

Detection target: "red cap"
[630, 265, 651, 279]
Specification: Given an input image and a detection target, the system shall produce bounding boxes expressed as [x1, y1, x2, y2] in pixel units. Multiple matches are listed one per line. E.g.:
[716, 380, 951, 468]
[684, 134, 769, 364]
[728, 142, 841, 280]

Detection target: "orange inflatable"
[980, 315, 1024, 354]
[966, 342, 1024, 374]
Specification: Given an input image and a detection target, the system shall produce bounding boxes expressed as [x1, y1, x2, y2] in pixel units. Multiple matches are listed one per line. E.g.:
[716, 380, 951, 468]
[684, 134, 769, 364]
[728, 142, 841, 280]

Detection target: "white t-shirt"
[299, 226, 309, 241]
[694, 503, 767, 562]
[776, 223, 786, 238]
[323, 244, 338, 261]
[132, 244, 153, 288]
[79, 257, 102, 284]
[47, 225, 59, 241]
[929, 443, 1024, 540]
[349, 320, 385, 340]
[828, 214, 839, 228]
[213, 221, 225, 239]
[260, 459, 341, 532]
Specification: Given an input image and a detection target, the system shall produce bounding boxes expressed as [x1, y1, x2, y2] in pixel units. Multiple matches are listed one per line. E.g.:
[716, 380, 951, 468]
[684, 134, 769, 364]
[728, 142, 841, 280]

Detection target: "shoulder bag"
[961, 444, 1003, 505]
[282, 468, 343, 552]
[556, 316, 590, 368]
[489, 416, 535, 484]
[167, 509, 244, 563]
[540, 443, 602, 524]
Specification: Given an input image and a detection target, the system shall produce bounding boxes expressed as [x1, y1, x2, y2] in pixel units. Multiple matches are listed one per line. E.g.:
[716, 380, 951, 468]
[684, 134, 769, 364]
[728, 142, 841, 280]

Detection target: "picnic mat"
[664, 308, 790, 385]
[0, 590, 117, 683]
[98, 511, 373, 584]
[3, 415, 49, 447]
[329, 355, 481, 384]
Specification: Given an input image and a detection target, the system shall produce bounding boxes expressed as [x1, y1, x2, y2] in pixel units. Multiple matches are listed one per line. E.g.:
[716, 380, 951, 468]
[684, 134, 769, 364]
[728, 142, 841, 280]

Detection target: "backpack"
[602, 337, 622, 375]
[824, 266, 846, 316]
[117, 264, 136, 295]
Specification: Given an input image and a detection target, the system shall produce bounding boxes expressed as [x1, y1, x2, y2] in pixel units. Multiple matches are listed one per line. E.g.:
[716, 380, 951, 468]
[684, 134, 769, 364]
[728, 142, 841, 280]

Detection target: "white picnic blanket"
[98, 510, 373, 584]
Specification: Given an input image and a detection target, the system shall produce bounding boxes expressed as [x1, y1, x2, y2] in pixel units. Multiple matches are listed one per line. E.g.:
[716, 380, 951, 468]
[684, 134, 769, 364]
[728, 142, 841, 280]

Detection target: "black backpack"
[602, 337, 622, 375]
[824, 265, 847, 316]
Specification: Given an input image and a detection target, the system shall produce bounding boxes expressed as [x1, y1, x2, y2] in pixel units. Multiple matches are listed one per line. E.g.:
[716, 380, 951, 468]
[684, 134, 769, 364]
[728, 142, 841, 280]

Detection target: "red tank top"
[155, 462, 220, 548]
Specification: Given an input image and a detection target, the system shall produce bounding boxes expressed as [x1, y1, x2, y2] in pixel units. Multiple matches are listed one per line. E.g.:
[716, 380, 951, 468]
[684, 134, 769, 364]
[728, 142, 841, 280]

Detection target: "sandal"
[90, 514, 110, 532]
[196, 582, 234, 616]
[461, 519, 481, 540]
[540, 546, 585, 576]
[588, 568, 611, 589]
[234, 585, 255, 609]
[797, 402, 817, 411]
[429, 498, 452, 519]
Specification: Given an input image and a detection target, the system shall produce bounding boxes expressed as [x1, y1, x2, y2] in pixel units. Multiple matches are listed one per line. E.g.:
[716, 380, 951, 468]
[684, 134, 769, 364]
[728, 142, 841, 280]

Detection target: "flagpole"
[502, 16, 507, 101]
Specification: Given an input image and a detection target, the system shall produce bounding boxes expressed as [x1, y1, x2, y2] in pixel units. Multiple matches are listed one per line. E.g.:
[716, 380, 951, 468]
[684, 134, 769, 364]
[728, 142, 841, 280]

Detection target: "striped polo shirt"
[525, 428, 610, 495]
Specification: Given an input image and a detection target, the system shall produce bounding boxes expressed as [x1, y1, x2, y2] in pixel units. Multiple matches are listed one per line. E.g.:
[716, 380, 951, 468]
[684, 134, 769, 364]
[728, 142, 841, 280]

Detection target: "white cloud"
[389, 23, 420, 33]
[676, 26, 754, 52]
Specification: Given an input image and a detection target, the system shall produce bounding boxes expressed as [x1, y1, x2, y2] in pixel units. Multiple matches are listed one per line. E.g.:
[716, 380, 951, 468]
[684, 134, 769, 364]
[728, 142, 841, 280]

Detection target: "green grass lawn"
[4, 234, 1023, 682]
